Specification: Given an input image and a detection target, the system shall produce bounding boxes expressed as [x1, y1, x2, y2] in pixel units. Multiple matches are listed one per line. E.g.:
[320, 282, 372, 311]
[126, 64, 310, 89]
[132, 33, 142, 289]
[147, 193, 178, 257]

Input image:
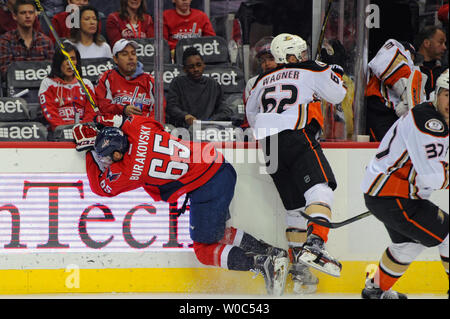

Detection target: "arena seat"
[142, 63, 184, 92]
[0, 97, 32, 122]
[203, 64, 245, 94]
[132, 38, 172, 64]
[0, 121, 48, 141]
[6, 61, 51, 105]
[48, 124, 77, 142]
[175, 36, 231, 66]
[80, 57, 115, 85]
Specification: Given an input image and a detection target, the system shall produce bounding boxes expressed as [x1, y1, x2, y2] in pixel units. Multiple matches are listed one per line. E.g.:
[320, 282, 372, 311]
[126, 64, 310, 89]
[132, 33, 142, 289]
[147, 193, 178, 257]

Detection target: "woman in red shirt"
[106, 0, 154, 47]
[38, 42, 97, 131]
[163, 0, 216, 51]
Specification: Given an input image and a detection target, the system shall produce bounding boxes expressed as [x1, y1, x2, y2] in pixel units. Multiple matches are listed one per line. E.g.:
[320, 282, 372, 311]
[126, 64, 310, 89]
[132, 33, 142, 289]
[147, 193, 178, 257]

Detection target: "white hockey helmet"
[270, 33, 308, 64]
[436, 69, 449, 93]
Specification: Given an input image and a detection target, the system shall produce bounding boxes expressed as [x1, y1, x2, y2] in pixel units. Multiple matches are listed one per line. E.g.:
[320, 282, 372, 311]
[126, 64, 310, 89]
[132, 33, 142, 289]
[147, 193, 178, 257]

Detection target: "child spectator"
[0, 0, 54, 80]
[38, 41, 97, 131]
[0, 0, 42, 36]
[166, 47, 231, 128]
[69, 4, 112, 59]
[163, 0, 216, 52]
[50, 0, 89, 42]
[106, 0, 154, 47]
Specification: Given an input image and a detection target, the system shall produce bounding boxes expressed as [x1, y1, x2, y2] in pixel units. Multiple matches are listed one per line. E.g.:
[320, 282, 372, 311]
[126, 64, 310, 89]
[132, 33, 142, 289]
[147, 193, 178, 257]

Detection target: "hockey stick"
[34, 0, 99, 113]
[315, 0, 334, 61]
[300, 211, 372, 229]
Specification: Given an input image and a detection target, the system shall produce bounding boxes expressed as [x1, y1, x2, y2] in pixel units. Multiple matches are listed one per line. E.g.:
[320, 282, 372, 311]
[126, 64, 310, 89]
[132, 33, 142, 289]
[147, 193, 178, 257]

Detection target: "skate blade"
[298, 252, 341, 277]
[272, 257, 289, 296]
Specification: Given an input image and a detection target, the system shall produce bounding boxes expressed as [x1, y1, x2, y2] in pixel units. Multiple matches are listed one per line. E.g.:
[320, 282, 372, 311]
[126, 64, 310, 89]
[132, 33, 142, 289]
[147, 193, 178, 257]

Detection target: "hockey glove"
[72, 124, 98, 152]
[94, 114, 124, 129]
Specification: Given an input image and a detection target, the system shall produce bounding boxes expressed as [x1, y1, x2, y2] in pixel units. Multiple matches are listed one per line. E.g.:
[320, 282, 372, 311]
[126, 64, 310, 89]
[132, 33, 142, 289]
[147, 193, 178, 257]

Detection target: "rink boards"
[0, 143, 448, 295]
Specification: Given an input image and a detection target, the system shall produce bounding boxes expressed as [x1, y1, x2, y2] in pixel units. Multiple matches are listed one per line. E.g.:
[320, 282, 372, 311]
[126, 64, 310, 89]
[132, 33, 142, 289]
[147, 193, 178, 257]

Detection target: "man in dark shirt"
[166, 46, 232, 128]
[0, 0, 54, 80]
[415, 25, 448, 100]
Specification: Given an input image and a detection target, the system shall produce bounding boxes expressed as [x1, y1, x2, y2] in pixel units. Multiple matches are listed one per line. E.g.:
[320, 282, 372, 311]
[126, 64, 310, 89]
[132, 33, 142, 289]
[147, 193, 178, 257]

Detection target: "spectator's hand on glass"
[124, 105, 143, 116]
[185, 114, 197, 126]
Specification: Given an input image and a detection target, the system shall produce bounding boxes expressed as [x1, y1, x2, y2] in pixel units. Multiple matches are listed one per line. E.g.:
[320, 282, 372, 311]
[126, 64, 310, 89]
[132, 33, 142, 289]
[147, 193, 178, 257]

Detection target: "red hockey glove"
[72, 124, 98, 152]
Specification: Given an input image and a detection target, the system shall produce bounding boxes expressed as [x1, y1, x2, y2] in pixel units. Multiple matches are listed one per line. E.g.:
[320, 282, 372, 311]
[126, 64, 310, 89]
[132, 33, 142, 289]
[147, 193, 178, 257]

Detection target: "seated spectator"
[50, 0, 89, 42]
[69, 5, 112, 59]
[0, 0, 42, 36]
[244, 36, 276, 104]
[106, 0, 154, 47]
[95, 39, 163, 119]
[0, 0, 54, 81]
[415, 26, 448, 100]
[364, 39, 417, 141]
[166, 47, 232, 128]
[163, 0, 216, 52]
[38, 41, 97, 131]
[41, 0, 66, 17]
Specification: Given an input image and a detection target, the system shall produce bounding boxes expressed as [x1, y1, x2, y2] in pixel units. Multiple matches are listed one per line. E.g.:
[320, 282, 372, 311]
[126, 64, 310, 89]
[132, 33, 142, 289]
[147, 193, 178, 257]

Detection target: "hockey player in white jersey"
[365, 39, 428, 141]
[361, 69, 449, 299]
[246, 33, 347, 284]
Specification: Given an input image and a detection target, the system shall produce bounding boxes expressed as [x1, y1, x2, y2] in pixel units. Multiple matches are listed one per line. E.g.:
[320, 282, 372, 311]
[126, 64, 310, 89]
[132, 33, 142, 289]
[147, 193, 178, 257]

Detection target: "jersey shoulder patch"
[411, 103, 449, 137]
[286, 60, 329, 72]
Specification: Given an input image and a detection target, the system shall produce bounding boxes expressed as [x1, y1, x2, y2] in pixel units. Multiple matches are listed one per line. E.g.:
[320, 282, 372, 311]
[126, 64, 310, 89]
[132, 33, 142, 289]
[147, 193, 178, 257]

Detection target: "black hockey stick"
[300, 211, 372, 229]
[315, 0, 334, 61]
[34, 0, 99, 113]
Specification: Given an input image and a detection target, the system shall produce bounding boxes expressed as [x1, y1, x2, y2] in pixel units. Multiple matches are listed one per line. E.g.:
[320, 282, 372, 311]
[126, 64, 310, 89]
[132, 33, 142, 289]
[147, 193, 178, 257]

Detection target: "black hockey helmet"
[94, 127, 129, 158]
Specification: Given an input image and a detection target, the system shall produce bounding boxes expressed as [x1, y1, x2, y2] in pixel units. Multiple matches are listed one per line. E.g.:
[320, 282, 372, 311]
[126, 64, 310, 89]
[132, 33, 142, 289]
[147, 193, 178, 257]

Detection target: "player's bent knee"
[304, 183, 334, 208]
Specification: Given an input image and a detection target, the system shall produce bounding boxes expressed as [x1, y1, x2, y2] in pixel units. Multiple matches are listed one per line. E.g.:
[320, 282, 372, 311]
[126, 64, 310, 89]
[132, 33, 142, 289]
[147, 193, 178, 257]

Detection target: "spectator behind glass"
[41, 0, 66, 17]
[166, 47, 232, 128]
[415, 26, 448, 99]
[244, 36, 276, 104]
[106, 0, 154, 47]
[95, 39, 164, 118]
[0, 0, 42, 35]
[0, 0, 54, 81]
[50, 0, 90, 43]
[163, 0, 216, 52]
[38, 41, 97, 131]
[69, 5, 112, 59]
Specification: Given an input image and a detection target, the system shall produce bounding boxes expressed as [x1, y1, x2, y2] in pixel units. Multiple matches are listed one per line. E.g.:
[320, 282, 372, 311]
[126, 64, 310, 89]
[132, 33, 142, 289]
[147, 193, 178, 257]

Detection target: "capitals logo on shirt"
[106, 168, 121, 183]
[112, 91, 153, 109]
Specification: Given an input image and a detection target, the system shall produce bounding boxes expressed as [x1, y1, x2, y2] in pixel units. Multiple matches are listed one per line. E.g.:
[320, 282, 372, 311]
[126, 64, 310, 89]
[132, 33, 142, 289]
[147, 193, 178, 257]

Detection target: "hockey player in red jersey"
[72, 114, 290, 295]
[361, 69, 449, 299]
[246, 33, 347, 283]
[95, 39, 164, 119]
[39, 42, 97, 131]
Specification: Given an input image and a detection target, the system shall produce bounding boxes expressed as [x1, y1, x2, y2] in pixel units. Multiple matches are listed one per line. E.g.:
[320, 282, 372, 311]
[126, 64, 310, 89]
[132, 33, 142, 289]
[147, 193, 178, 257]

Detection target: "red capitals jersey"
[106, 12, 154, 47]
[38, 77, 98, 131]
[86, 115, 224, 202]
[95, 67, 164, 118]
[163, 8, 216, 50]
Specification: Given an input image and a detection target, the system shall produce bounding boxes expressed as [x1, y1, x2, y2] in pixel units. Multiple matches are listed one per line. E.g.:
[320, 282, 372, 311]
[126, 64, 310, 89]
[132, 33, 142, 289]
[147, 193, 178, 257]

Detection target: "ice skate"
[252, 254, 289, 296]
[289, 261, 319, 294]
[361, 277, 407, 299]
[295, 234, 342, 277]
